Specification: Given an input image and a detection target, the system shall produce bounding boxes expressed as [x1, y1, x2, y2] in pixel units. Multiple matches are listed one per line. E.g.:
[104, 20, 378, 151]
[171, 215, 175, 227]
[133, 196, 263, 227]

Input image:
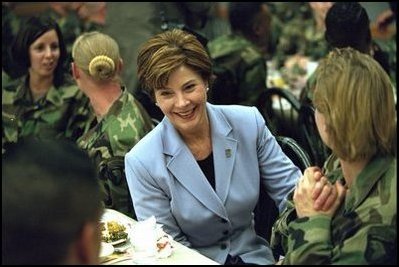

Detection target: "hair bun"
[88, 55, 115, 79]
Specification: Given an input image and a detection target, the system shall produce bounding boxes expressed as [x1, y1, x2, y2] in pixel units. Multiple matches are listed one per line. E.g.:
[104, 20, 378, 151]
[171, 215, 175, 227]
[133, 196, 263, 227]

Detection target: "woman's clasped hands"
[293, 167, 346, 218]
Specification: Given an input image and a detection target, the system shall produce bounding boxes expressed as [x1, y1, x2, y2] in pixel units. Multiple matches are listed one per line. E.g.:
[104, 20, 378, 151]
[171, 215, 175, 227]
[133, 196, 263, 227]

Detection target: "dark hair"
[325, 2, 371, 54]
[2, 138, 102, 265]
[11, 15, 68, 87]
[229, 3, 265, 35]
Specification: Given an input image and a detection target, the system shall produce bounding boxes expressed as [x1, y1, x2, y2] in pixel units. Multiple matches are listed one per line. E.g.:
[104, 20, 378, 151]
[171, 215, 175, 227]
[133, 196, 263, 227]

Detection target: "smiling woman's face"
[154, 64, 208, 135]
[28, 29, 60, 79]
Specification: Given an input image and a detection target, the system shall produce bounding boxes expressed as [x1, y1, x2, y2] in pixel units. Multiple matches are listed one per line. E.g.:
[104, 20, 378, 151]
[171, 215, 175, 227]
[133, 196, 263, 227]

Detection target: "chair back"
[275, 135, 312, 172]
[298, 104, 331, 167]
[256, 87, 301, 141]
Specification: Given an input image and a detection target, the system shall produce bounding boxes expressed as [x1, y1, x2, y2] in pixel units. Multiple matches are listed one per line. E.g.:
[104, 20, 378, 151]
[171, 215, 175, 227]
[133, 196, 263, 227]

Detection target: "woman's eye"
[34, 45, 44, 51]
[185, 84, 195, 91]
[160, 91, 172, 96]
[51, 43, 59, 50]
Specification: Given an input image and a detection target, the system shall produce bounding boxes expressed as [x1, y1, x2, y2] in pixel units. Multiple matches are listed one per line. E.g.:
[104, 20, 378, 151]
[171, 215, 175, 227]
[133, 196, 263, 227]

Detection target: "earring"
[206, 87, 209, 92]
[155, 102, 159, 106]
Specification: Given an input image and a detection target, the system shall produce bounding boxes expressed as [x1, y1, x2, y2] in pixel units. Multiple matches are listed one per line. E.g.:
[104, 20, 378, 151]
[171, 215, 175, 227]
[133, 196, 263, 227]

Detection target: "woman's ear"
[117, 58, 124, 74]
[71, 62, 80, 80]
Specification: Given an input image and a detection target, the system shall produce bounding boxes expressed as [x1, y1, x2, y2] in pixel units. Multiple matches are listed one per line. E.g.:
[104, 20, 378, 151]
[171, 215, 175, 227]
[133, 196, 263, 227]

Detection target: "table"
[100, 209, 219, 265]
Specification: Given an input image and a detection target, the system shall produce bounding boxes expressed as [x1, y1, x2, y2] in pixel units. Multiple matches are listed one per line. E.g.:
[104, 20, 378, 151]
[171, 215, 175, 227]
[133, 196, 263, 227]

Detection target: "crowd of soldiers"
[2, 1, 396, 217]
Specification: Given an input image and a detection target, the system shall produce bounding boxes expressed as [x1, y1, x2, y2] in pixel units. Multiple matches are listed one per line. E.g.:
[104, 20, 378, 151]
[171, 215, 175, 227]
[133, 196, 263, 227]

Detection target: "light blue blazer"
[125, 103, 300, 264]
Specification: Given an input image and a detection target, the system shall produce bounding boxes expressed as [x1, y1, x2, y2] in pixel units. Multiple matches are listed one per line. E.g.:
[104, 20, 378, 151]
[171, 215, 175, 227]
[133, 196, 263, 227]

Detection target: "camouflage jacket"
[271, 155, 397, 264]
[271, 3, 328, 68]
[207, 34, 267, 106]
[77, 88, 153, 217]
[2, 75, 91, 153]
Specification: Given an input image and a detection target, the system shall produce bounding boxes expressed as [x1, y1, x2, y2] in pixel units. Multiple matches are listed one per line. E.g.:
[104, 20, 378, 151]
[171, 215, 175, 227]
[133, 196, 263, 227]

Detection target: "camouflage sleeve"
[270, 190, 296, 257]
[282, 215, 333, 265]
[282, 215, 396, 264]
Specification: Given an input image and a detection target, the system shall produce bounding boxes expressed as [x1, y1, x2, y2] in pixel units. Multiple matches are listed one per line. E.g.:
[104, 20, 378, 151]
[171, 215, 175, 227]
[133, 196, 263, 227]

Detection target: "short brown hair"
[137, 29, 212, 100]
[313, 47, 396, 161]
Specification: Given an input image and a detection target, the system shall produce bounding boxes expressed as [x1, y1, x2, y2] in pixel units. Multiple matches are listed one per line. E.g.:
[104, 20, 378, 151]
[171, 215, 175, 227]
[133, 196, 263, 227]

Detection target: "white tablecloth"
[101, 209, 219, 265]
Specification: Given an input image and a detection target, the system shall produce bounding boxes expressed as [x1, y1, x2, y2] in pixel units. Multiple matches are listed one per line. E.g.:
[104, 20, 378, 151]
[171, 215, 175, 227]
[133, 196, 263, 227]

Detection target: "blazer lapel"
[162, 119, 227, 219]
[208, 104, 237, 204]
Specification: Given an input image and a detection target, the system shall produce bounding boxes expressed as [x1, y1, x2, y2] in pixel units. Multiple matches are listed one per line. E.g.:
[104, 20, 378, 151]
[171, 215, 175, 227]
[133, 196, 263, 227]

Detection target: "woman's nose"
[44, 47, 53, 57]
[176, 93, 189, 107]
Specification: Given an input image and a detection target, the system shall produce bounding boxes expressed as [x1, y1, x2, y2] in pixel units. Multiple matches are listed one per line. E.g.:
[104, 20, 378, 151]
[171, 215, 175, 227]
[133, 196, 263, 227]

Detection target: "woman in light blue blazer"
[125, 29, 301, 265]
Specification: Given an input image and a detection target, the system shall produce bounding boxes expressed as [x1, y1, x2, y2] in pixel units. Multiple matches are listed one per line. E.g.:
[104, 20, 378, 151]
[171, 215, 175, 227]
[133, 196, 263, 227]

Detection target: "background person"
[207, 2, 271, 106]
[2, 138, 103, 265]
[125, 28, 302, 265]
[71, 31, 153, 218]
[2, 15, 91, 154]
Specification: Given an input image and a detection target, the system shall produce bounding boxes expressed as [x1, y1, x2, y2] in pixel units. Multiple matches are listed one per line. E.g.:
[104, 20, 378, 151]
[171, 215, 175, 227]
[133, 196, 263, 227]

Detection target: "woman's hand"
[293, 167, 346, 218]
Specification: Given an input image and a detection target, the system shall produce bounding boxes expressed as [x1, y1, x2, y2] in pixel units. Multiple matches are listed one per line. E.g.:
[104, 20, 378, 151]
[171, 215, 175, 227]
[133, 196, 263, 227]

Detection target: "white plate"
[99, 242, 114, 258]
[110, 238, 128, 246]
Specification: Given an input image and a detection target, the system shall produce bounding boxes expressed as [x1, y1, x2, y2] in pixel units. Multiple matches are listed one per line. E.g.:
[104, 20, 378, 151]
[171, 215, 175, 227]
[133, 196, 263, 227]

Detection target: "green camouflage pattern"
[77, 89, 153, 217]
[2, 75, 91, 153]
[269, 2, 328, 68]
[271, 155, 397, 264]
[207, 34, 267, 106]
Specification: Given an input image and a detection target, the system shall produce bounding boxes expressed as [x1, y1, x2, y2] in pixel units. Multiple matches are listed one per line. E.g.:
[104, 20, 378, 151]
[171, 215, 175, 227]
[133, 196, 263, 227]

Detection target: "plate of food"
[100, 220, 130, 246]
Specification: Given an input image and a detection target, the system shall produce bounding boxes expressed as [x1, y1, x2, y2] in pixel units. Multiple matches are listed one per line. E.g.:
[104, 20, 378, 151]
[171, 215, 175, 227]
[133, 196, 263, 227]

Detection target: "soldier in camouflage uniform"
[271, 48, 397, 264]
[2, 16, 91, 154]
[207, 3, 270, 106]
[72, 31, 153, 218]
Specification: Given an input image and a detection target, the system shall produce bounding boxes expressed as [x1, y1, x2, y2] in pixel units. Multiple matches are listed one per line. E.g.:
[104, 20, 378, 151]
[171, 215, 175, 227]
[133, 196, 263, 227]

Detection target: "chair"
[275, 135, 312, 172]
[256, 87, 302, 142]
[254, 136, 312, 245]
[151, 117, 161, 127]
[298, 104, 331, 167]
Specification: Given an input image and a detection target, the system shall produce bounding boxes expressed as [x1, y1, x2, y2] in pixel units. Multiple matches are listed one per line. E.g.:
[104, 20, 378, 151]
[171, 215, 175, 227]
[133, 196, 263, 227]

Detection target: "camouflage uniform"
[2, 75, 91, 153]
[270, 3, 329, 68]
[271, 155, 397, 264]
[77, 88, 153, 218]
[207, 34, 267, 106]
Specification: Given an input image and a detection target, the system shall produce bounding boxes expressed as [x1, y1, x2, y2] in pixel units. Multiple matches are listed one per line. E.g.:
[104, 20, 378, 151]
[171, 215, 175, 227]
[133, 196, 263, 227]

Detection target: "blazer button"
[220, 243, 227, 250]
[223, 230, 229, 235]
[221, 218, 228, 223]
